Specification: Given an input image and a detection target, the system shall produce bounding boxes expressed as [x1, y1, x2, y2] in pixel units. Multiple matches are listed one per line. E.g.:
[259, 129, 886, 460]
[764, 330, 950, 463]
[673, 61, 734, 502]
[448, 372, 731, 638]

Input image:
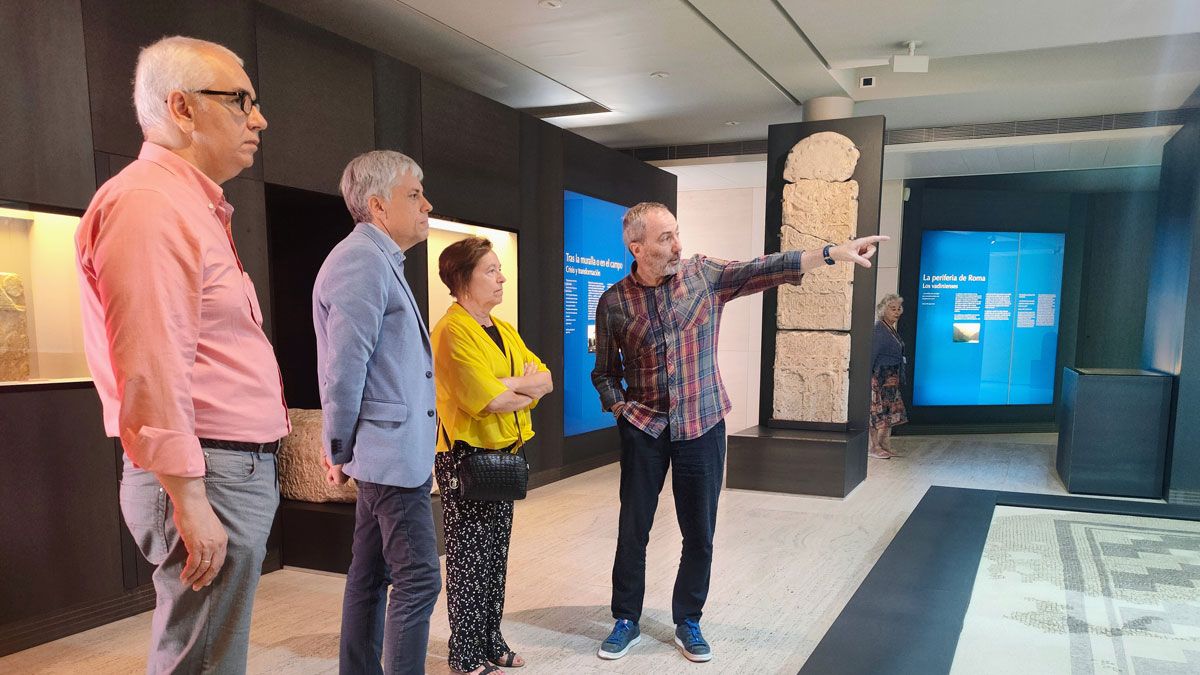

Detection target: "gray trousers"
[120, 448, 279, 674]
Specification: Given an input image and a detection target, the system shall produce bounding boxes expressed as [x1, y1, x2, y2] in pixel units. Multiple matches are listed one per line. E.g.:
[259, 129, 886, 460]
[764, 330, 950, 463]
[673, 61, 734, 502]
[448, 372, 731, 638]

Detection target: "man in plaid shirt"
[592, 202, 885, 663]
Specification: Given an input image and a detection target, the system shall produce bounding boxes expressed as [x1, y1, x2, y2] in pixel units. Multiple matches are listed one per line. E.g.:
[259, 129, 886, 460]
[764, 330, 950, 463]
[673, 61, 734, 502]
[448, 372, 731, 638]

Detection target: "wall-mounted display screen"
[563, 190, 631, 437]
[913, 230, 1065, 406]
[0, 205, 89, 385]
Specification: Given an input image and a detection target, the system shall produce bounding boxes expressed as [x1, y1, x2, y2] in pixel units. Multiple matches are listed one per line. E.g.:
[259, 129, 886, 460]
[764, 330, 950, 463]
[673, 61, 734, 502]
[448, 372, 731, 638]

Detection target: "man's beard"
[661, 256, 681, 276]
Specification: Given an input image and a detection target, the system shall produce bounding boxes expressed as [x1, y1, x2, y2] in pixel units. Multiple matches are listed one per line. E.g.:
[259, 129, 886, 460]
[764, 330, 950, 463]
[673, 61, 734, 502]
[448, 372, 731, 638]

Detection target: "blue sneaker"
[598, 619, 641, 660]
[674, 619, 712, 662]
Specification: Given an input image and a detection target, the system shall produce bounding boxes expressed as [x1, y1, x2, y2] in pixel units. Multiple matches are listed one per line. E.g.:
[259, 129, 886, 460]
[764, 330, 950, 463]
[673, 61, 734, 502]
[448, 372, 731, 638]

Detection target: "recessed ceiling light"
[723, 121, 740, 126]
[538, 0, 564, 8]
[650, 71, 670, 79]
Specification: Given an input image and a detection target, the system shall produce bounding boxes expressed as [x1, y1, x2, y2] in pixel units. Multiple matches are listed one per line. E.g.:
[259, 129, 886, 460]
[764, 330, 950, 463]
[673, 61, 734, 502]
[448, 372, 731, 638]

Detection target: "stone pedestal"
[1057, 368, 1172, 498]
[750, 116, 884, 498]
[727, 425, 867, 497]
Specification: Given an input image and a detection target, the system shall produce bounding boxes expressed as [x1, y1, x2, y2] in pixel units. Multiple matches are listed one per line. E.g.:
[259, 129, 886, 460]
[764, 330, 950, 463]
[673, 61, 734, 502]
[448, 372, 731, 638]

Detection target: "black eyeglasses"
[194, 89, 260, 115]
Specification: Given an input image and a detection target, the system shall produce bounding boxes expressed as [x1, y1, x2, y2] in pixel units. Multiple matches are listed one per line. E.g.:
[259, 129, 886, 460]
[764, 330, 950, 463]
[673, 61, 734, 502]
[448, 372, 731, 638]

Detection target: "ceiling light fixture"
[723, 121, 740, 126]
[537, 0, 564, 8]
[891, 40, 929, 73]
[650, 71, 670, 79]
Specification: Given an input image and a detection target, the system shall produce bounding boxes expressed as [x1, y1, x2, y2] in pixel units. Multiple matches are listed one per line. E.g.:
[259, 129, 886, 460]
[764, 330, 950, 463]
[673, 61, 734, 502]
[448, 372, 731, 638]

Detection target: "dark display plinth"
[1056, 367, 1173, 498]
[726, 425, 867, 497]
[280, 495, 444, 573]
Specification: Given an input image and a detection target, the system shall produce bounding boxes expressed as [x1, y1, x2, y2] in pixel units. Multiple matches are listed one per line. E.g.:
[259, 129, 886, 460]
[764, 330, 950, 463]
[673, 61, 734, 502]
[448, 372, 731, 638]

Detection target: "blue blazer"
[312, 223, 436, 488]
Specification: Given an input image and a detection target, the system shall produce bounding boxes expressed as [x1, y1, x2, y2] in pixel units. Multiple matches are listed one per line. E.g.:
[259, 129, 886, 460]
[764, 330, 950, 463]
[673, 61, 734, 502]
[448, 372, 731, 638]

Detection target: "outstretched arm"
[709, 235, 891, 302]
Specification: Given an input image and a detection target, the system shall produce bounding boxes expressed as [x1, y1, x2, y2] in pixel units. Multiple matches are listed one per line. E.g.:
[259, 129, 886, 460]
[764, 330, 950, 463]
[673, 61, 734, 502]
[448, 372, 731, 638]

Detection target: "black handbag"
[440, 331, 529, 501]
[447, 430, 528, 501]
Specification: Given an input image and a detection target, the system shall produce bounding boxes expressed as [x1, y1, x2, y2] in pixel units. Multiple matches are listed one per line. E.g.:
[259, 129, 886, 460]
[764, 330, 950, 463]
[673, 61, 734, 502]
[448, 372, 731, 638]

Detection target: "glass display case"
[0, 204, 90, 385]
[425, 217, 519, 329]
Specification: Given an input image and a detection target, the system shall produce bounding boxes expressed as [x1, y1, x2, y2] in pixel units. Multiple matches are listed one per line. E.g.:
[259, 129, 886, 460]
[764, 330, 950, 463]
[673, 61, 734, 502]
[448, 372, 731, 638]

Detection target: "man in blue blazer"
[313, 150, 441, 675]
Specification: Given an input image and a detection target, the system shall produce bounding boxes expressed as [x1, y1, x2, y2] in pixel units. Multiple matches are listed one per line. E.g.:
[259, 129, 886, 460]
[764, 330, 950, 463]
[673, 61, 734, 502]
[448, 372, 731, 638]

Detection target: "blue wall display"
[913, 230, 1065, 406]
[563, 190, 631, 436]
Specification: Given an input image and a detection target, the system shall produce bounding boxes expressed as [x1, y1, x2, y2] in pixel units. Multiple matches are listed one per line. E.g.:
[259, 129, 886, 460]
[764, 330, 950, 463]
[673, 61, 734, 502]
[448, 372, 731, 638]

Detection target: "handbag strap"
[505, 333, 526, 456]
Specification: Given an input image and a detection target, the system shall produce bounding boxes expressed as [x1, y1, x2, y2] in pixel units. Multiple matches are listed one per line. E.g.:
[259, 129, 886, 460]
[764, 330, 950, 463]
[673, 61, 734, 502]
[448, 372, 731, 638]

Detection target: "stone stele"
[782, 180, 858, 243]
[0, 272, 30, 382]
[773, 330, 850, 423]
[782, 131, 860, 183]
[778, 230, 854, 331]
[277, 408, 358, 503]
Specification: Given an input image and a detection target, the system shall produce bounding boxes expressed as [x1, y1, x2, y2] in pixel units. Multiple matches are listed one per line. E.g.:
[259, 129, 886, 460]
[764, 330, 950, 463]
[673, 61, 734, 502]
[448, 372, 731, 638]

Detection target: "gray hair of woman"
[339, 150, 424, 224]
[876, 293, 903, 321]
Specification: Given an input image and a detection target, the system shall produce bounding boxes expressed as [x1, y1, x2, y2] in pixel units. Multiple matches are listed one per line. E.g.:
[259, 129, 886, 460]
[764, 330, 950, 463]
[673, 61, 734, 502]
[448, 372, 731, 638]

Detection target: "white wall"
[677, 188, 766, 434]
[876, 180, 905, 306]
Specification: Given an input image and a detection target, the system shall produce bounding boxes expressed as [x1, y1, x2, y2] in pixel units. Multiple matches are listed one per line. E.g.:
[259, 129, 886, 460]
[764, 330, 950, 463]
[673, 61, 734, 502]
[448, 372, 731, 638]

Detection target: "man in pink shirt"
[76, 36, 287, 673]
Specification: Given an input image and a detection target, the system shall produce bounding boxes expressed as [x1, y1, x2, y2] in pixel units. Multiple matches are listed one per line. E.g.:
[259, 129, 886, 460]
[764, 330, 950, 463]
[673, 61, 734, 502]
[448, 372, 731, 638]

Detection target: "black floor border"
[798, 486, 1200, 675]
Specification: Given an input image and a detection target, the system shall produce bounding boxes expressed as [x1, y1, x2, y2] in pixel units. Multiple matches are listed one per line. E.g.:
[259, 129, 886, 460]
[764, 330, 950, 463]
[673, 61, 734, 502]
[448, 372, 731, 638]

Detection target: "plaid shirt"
[591, 251, 805, 440]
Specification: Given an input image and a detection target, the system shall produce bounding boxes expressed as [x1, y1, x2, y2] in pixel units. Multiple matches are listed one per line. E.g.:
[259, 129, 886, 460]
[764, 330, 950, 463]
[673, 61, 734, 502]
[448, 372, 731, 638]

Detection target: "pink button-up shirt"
[76, 142, 289, 477]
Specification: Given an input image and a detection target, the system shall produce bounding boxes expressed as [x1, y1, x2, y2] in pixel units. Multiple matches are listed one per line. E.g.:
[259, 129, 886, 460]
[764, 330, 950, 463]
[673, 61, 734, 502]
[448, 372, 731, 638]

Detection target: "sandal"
[456, 666, 503, 675]
[868, 449, 892, 459]
[490, 651, 524, 668]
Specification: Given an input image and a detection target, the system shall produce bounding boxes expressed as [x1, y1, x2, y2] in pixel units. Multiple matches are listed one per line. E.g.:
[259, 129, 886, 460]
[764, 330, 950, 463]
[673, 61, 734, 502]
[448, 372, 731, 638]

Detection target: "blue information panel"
[913, 230, 1065, 406]
[563, 191, 632, 436]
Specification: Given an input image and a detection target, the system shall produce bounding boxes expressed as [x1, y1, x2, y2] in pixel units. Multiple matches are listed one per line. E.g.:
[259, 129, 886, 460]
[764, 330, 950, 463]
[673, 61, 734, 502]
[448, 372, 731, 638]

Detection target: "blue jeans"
[340, 476, 441, 675]
[611, 418, 726, 625]
[119, 447, 279, 674]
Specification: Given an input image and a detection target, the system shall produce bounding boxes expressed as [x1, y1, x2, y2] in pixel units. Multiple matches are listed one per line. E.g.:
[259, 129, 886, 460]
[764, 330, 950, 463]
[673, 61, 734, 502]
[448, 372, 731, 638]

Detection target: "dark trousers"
[340, 476, 441, 675]
[611, 418, 726, 625]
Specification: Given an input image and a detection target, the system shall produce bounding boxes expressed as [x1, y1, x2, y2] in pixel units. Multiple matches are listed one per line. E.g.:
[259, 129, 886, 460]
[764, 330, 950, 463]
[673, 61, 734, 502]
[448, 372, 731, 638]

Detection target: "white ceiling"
[658, 126, 1178, 190]
[264, 0, 1200, 148]
[798, 0, 1200, 66]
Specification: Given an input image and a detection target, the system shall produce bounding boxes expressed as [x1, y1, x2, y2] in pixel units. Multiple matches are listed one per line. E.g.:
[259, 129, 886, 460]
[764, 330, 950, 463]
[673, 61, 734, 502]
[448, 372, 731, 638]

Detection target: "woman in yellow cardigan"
[432, 236, 553, 675]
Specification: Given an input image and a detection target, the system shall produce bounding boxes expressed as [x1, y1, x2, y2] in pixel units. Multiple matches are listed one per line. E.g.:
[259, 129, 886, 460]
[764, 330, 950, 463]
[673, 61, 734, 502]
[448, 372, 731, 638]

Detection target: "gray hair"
[339, 151, 425, 224]
[622, 202, 670, 248]
[134, 36, 242, 136]
[876, 293, 903, 321]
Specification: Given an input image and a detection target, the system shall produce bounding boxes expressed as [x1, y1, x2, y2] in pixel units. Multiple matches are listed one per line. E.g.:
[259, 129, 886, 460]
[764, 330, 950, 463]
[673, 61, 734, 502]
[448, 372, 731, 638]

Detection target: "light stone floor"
[3, 433, 1082, 675]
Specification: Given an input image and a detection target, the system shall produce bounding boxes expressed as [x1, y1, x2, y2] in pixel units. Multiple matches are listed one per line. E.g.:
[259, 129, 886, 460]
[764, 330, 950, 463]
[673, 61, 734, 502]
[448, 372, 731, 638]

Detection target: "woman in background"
[870, 294, 908, 459]
[431, 236, 553, 675]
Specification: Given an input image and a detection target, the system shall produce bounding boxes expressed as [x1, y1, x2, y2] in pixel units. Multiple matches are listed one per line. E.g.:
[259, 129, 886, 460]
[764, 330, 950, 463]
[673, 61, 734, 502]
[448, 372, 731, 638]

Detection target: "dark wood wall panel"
[1076, 192, 1157, 368]
[420, 75, 521, 228]
[1144, 124, 1197, 377]
[80, 0, 261, 181]
[563, 132, 678, 214]
[225, 177, 273, 339]
[1146, 122, 1200, 503]
[265, 184, 355, 409]
[519, 115, 565, 475]
[256, 7, 375, 195]
[0, 385, 124, 626]
[0, 0, 95, 209]
[373, 53, 424, 163]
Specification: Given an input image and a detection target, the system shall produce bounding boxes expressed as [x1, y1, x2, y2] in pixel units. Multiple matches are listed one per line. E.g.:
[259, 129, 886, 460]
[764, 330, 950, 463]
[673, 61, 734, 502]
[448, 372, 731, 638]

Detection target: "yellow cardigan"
[431, 302, 548, 452]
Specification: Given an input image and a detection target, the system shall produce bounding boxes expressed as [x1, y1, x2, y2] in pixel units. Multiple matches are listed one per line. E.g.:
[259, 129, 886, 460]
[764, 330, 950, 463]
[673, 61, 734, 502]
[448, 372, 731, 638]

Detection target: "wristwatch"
[822, 244, 835, 265]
